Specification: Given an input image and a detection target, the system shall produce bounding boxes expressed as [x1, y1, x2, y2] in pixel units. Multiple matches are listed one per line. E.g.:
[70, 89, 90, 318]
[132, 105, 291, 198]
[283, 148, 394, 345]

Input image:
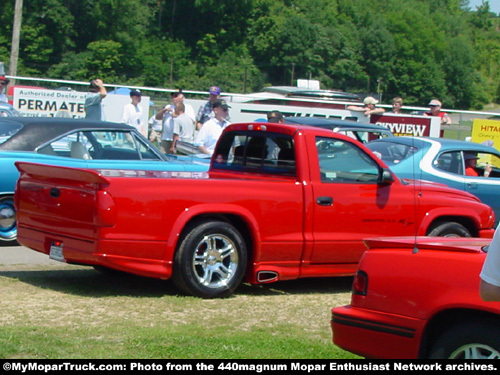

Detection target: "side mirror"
[378, 168, 395, 185]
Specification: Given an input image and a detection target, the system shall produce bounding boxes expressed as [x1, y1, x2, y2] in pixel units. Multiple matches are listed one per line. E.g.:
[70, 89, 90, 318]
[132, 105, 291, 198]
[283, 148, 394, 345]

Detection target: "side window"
[89, 131, 160, 160]
[316, 136, 380, 183]
[435, 151, 463, 175]
[42, 131, 92, 158]
[476, 152, 500, 178]
[213, 132, 295, 176]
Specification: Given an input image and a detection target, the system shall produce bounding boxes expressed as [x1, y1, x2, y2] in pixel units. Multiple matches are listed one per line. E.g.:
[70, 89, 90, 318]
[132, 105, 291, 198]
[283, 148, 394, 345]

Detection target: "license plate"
[49, 242, 65, 262]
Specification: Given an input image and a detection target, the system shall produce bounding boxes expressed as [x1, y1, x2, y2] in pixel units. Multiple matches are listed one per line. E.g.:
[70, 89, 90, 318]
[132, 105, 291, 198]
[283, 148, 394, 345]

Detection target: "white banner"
[12, 87, 150, 125]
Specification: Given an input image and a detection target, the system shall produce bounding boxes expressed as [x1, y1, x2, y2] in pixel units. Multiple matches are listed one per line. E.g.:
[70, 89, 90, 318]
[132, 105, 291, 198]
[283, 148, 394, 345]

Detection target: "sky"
[467, 0, 500, 14]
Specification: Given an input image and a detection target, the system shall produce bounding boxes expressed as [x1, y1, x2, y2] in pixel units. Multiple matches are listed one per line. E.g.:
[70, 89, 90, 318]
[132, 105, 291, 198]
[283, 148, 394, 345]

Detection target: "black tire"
[427, 221, 471, 237]
[428, 320, 500, 359]
[172, 220, 247, 298]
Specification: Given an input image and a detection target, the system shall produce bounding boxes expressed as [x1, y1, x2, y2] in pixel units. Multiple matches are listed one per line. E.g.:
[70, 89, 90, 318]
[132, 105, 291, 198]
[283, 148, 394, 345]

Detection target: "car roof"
[368, 136, 500, 154]
[284, 116, 392, 132]
[0, 117, 135, 151]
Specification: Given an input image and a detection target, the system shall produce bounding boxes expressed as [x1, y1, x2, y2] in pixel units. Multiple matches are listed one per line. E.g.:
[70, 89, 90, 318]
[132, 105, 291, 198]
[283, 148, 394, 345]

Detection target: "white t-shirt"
[173, 113, 195, 143]
[194, 118, 230, 155]
[121, 103, 144, 134]
[480, 223, 500, 287]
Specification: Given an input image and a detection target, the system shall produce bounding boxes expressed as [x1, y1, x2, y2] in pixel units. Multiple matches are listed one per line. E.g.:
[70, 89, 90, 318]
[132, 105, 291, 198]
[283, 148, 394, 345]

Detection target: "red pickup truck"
[15, 122, 496, 298]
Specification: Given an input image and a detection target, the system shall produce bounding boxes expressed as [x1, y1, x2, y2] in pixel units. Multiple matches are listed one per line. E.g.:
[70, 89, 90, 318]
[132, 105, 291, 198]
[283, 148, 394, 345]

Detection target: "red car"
[331, 236, 500, 359]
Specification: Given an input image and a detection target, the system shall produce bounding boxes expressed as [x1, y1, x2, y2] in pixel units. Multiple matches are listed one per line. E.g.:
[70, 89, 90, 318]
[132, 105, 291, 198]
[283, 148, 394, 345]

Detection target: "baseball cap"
[209, 86, 221, 95]
[130, 89, 142, 97]
[363, 96, 378, 105]
[213, 99, 230, 110]
[267, 110, 284, 122]
[429, 99, 442, 106]
[0, 75, 9, 84]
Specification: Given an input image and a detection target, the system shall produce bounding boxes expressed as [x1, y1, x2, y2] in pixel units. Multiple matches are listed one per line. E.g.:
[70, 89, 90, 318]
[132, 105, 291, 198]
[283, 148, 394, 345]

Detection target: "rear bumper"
[331, 305, 425, 359]
[17, 226, 172, 279]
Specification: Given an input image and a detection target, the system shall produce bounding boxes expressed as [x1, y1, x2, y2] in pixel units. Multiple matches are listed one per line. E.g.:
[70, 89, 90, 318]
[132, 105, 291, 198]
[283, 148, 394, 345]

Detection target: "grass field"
[0, 263, 359, 359]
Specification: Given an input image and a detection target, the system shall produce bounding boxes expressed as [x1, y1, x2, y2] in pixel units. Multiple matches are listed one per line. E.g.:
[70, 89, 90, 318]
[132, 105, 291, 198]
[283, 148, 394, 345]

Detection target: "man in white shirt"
[121, 89, 145, 136]
[157, 90, 195, 154]
[194, 99, 231, 155]
[171, 102, 196, 154]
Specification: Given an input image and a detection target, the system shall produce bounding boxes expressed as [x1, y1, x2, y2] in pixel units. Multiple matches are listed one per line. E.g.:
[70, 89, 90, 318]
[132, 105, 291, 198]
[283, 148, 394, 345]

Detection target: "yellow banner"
[471, 119, 500, 166]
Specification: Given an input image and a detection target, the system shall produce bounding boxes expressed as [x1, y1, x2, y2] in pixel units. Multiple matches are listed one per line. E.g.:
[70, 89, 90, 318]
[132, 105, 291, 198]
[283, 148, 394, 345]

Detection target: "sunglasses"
[0, 82, 6, 86]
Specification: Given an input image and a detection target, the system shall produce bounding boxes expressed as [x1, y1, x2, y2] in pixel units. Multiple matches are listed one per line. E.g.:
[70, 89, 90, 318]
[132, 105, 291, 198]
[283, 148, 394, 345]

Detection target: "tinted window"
[213, 131, 295, 176]
[435, 151, 464, 175]
[367, 142, 418, 164]
[39, 130, 161, 160]
[0, 121, 23, 145]
[316, 136, 380, 183]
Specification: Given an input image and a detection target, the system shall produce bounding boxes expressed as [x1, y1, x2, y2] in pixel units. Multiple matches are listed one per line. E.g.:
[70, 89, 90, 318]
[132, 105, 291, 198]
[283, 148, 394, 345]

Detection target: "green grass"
[0, 264, 358, 359]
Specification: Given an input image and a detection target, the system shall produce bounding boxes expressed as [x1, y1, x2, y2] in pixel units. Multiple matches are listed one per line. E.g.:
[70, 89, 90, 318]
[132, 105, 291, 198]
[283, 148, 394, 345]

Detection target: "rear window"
[0, 121, 23, 145]
[212, 131, 296, 176]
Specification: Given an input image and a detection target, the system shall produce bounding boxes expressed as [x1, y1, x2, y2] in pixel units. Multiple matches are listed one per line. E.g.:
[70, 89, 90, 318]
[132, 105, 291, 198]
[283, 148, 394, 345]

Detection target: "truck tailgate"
[15, 162, 110, 241]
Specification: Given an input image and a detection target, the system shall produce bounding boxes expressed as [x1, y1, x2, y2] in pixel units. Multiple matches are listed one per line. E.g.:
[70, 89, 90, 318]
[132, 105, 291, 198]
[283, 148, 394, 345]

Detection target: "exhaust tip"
[256, 271, 279, 283]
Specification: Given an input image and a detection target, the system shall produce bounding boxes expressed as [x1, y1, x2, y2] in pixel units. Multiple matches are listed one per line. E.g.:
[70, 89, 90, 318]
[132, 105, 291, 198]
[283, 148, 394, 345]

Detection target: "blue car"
[367, 136, 500, 223]
[0, 117, 209, 243]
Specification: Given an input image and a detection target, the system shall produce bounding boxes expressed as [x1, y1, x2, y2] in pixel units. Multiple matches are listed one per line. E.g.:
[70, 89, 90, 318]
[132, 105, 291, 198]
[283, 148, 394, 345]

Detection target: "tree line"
[0, 0, 499, 109]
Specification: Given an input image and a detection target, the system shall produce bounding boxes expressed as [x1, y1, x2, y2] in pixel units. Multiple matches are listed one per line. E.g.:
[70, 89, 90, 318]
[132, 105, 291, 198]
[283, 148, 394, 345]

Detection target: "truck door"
[309, 136, 410, 264]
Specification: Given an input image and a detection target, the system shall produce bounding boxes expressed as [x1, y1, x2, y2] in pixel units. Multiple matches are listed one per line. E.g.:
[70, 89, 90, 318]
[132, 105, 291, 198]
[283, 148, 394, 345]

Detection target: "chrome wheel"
[192, 234, 239, 289]
[449, 344, 500, 359]
[0, 196, 16, 241]
[173, 221, 247, 298]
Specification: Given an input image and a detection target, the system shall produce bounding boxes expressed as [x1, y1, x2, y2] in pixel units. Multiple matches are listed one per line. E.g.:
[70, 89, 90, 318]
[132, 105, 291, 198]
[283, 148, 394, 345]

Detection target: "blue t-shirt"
[84, 93, 105, 120]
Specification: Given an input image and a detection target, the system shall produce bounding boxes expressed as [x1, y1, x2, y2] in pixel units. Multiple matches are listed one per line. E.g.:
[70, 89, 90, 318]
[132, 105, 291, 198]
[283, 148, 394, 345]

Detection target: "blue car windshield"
[367, 142, 418, 165]
[0, 121, 23, 145]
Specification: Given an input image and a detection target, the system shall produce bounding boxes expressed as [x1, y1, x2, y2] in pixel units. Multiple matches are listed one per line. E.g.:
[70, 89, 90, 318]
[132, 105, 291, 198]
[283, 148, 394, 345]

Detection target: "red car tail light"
[352, 270, 368, 296]
[94, 190, 116, 227]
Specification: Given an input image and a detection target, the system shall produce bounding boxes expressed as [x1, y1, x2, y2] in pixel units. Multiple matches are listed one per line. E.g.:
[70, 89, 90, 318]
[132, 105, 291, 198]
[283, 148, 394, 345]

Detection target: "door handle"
[317, 196, 333, 206]
[467, 182, 478, 190]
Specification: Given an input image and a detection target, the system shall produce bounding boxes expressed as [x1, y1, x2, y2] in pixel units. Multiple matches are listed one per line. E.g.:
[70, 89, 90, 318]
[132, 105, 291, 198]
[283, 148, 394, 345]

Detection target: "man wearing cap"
[267, 110, 285, 123]
[347, 96, 385, 116]
[0, 75, 9, 103]
[84, 78, 107, 120]
[121, 89, 145, 136]
[194, 99, 231, 155]
[424, 99, 452, 125]
[196, 86, 221, 130]
[464, 152, 492, 177]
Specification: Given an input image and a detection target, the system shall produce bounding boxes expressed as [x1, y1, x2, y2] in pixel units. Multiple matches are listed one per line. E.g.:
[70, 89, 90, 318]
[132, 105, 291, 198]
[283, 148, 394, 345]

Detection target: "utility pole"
[9, 0, 24, 85]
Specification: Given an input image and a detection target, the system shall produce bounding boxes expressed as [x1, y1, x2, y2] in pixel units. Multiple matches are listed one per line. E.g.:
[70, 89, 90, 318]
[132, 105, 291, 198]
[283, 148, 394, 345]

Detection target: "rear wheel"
[428, 321, 500, 359]
[427, 221, 471, 237]
[0, 195, 17, 243]
[172, 220, 247, 298]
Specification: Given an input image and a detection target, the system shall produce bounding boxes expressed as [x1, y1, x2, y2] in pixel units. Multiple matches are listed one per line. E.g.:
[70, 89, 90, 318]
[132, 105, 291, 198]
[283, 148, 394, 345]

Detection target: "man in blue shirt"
[84, 79, 107, 120]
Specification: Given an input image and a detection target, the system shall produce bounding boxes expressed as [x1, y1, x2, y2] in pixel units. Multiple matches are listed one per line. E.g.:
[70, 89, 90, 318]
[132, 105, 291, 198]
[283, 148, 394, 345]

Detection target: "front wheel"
[0, 195, 17, 243]
[427, 221, 471, 237]
[428, 320, 500, 359]
[172, 220, 247, 298]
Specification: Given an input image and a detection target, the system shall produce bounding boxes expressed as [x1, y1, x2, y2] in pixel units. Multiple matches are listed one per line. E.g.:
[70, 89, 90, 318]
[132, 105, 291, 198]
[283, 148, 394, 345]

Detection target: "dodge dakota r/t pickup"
[15, 122, 496, 298]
